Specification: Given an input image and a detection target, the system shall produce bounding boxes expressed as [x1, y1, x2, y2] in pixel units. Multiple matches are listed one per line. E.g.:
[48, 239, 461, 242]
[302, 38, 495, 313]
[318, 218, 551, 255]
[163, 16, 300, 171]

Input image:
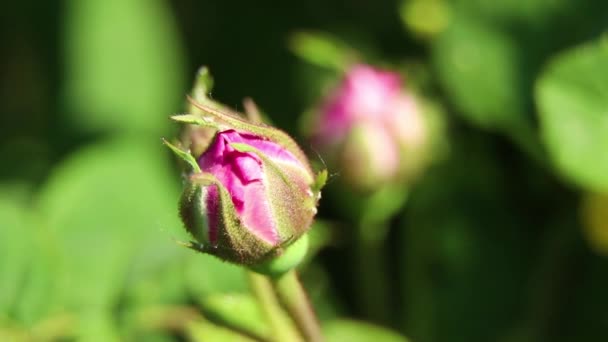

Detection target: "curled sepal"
[187, 172, 278, 265]
[249, 234, 309, 278]
[171, 114, 219, 129]
[191, 66, 214, 99]
[312, 169, 328, 200]
[163, 138, 201, 173]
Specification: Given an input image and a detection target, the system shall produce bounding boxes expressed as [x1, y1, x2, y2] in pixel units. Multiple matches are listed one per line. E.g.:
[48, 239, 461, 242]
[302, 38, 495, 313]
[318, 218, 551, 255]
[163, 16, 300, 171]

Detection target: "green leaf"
[399, 0, 449, 39]
[432, 14, 545, 160]
[35, 139, 184, 310]
[186, 319, 258, 342]
[289, 31, 355, 71]
[536, 38, 608, 191]
[76, 311, 121, 342]
[450, 0, 569, 27]
[11, 232, 58, 325]
[200, 294, 269, 341]
[64, 0, 184, 134]
[324, 319, 409, 342]
[0, 188, 32, 317]
[121, 245, 189, 307]
[433, 16, 526, 131]
[184, 253, 248, 298]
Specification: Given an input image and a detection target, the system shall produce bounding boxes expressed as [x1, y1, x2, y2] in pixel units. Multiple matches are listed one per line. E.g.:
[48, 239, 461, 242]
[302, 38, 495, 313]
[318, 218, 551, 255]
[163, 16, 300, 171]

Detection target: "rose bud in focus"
[309, 64, 430, 191]
[167, 97, 324, 269]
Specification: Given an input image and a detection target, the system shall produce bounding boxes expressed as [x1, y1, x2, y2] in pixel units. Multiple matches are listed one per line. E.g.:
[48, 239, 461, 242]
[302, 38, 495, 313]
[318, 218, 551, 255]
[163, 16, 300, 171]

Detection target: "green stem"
[402, 218, 434, 342]
[271, 270, 323, 342]
[354, 219, 392, 324]
[247, 271, 303, 342]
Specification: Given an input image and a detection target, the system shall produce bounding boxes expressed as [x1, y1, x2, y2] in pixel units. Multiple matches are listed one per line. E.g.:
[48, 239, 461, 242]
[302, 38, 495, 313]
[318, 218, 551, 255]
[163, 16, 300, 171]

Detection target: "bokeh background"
[1, 0, 608, 341]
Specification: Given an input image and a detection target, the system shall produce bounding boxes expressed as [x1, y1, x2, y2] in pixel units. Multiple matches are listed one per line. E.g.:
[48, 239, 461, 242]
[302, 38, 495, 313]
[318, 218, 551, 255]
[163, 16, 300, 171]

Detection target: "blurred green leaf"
[185, 253, 248, 298]
[122, 247, 189, 307]
[64, 0, 184, 134]
[76, 312, 121, 342]
[186, 318, 258, 342]
[289, 31, 355, 72]
[433, 16, 525, 131]
[536, 38, 608, 191]
[35, 139, 183, 310]
[0, 189, 32, 317]
[432, 14, 545, 161]
[200, 294, 269, 340]
[400, 0, 449, 39]
[323, 319, 409, 342]
[11, 232, 58, 326]
[0, 185, 60, 327]
[450, 0, 569, 27]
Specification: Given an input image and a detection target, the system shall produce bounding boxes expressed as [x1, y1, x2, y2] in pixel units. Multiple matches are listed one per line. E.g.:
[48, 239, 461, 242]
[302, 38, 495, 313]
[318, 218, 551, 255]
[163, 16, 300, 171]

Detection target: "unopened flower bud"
[170, 94, 324, 268]
[310, 64, 430, 191]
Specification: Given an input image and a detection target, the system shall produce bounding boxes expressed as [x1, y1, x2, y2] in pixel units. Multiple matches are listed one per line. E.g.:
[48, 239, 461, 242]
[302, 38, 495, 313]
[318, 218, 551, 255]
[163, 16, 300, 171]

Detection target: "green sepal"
[187, 96, 313, 173]
[178, 184, 208, 244]
[313, 169, 328, 198]
[170, 114, 220, 129]
[188, 172, 277, 265]
[162, 138, 201, 173]
[248, 233, 309, 278]
[192, 66, 214, 98]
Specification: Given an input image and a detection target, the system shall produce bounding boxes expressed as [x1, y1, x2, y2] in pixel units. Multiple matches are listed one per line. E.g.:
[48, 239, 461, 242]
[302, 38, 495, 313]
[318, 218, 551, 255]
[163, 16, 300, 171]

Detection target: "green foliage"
[0, 190, 32, 317]
[433, 16, 526, 131]
[324, 319, 409, 342]
[64, 0, 185, 135]
[35, 140, 183, 309]
[200, 294, 269, 340]
[536, 38, 608, 191]
[289, 31, 355, 72]
[3, 0, 608, 341]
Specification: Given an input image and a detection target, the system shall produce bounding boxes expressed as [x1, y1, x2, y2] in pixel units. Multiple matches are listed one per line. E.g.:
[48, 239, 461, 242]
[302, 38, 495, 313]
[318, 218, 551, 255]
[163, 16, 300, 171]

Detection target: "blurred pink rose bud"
[311, 64, 429, 191]
[172, 99, 324, 267]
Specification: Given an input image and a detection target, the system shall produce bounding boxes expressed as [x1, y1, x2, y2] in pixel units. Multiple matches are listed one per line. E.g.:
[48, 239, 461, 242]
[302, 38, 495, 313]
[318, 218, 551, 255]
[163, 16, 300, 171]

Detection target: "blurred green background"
[1, 0, 608, 341]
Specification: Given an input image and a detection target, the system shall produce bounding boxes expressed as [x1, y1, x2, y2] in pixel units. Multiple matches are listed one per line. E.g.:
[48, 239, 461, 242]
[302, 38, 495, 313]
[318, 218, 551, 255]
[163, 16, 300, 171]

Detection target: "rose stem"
[247, 271, 303, 342]
[355, 219, 392, 325]
[270, 269, 323, 342]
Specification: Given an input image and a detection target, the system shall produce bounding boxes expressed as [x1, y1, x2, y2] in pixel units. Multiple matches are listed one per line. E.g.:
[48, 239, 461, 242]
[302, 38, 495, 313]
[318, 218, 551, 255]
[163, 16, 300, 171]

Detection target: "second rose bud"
[308, 64, 434, 192]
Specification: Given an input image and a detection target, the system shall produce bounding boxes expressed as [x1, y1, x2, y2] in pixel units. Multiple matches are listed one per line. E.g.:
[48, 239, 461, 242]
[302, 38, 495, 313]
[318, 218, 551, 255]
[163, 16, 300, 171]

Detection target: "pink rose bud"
[311, 64, 429, 191]
[170, 97, 324, 267]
